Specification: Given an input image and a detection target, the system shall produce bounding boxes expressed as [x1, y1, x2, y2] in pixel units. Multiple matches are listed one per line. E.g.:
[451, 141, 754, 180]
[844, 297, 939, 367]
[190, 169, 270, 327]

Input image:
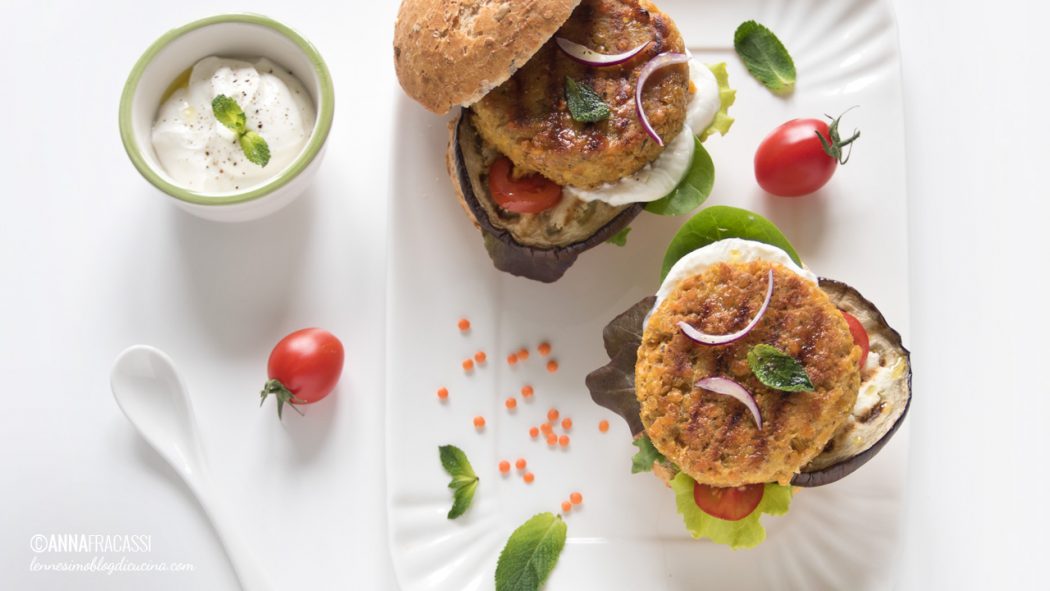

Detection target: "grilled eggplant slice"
[585, 280, 910, 488]
[447, 111, 643, 283]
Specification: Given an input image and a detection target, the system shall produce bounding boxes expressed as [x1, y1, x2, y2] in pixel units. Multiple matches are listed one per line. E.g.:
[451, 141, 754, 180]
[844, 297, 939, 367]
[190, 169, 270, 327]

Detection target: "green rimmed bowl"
[119, 14, 334, 222]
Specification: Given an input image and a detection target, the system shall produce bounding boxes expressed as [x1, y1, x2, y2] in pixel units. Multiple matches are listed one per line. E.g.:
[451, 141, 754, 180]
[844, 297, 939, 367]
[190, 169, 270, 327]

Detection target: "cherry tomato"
[693, 482, 765, 521]
[754, 110, 860, 197]
[260, 328, 344, 419]
[841, 311, 870, 369]
[487, 157, 563, 214]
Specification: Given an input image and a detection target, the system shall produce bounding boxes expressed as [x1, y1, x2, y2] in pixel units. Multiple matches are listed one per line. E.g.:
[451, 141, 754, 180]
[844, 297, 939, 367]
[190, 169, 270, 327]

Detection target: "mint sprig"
[747, 344, 814, 392]
[565, 77, 611, 123]
[734, 21, 796, 95]
[438, 445, 478, 519]
[495, 513, 567, 591]
[211, 95, 271, 167]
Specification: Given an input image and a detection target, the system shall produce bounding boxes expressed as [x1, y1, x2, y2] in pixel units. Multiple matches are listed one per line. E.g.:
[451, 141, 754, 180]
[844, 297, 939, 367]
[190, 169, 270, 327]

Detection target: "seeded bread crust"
[394, 0, 582, 114]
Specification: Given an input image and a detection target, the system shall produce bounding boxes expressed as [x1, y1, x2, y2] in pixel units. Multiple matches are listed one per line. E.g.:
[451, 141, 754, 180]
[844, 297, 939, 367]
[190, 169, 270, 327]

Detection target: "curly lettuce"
[698, 63, 737, 141]
[671, 472, 792, 549]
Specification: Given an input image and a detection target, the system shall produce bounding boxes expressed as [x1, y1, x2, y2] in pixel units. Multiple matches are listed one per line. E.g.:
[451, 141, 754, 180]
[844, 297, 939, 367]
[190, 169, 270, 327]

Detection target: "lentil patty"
[470, 0, 689, 189]
[636, 261, 861, 486]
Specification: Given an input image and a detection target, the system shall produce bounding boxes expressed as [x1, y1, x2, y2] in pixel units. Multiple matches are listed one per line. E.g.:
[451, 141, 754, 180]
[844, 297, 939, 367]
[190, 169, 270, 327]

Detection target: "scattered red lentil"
[546, 359, 559, 373]
[547, 408, 560, 422]
[515, 458, 527, 470]
[529, 427, 540, 439]
[498, 460, 510, 474]
[507, 353, 519, 365]
[473, 416, 485, 429]
[474, 351, 487, 364]
[570, 492, 583, 505]
[462, 359, 474, 371]
[505, 397, 517, 410]
[518, 347, 530, 360]
[561, 418, 573, 431]
[558, 435, 570, 448]
[598, 420, 610, 433]
[521, 385, 534, 398]
[523, 472, 535, 484]
[436, 387, 449, 401]
[561, 501, 573, 513]
[538, 342, 552, 356]
[458, 318, 471, 332]
[546, 433, 558, 446]
[541, 423, 553, 435]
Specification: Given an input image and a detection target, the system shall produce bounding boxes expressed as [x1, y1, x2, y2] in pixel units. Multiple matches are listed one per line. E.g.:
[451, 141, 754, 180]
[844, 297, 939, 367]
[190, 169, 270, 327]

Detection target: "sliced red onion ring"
[696, 377, 762, 430]
[677, 269, 774, 346]
[635, 52, 691, 146]
[555, 37, 650, 67]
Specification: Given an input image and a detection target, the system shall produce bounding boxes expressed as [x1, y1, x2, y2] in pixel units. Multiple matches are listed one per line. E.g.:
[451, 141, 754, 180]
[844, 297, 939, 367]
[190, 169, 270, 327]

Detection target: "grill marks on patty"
[636, 262, 862, 486]
[471, 0, 689, 188]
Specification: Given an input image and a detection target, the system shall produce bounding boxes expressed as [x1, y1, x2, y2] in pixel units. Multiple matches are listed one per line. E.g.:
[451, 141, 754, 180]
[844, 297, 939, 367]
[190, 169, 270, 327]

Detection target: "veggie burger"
[394, 0, 734, 282]
[586, 209, 911, 548]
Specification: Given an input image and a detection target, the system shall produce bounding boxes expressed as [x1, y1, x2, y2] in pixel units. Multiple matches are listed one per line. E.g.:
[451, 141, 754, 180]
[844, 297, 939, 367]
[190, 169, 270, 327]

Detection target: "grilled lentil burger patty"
[636, 261, 861, 486]
[470, 0, 689, 189]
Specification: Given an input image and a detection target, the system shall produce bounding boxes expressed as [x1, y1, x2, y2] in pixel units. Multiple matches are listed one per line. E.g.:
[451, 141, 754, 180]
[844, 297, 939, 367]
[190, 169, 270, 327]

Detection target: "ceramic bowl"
[119, 14, 334, 223]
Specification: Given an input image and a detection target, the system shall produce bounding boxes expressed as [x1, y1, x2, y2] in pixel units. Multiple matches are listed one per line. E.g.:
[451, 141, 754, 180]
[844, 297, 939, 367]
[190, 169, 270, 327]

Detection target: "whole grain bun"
[394, 0, 582, 114]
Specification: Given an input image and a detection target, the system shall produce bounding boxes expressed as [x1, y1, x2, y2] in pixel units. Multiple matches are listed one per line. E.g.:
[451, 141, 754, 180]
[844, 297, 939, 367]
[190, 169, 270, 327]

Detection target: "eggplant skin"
[585, 279, 911, 489]
[447, 111, 643, 283]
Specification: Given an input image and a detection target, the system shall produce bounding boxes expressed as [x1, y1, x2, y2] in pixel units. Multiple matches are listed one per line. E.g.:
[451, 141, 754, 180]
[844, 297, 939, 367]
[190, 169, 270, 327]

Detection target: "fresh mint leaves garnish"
[747, 344, 814, 392]
[211, 94, 271, 167]
[438, 445, 478, 519]
[631, 434, 667, 473]
[734, 21, 796, 95]
[565, 77, 611, 123]
[607, 227, 631, 247]
[495, 513, 567, 591]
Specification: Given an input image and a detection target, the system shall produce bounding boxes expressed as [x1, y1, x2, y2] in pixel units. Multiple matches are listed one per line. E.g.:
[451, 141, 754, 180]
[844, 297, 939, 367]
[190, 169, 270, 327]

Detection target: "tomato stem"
[817, 106, 861, 165]
[259, 379, 307, 420]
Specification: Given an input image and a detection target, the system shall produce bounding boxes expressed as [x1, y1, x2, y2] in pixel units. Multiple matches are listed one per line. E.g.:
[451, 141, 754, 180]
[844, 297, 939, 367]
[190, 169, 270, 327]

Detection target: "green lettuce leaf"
[631, 435, 667, 473]
[661, 206, 803, 280]
[698, 63, 737, 141]
[645, 138, 714, 217]
[671, 472, 792, 549]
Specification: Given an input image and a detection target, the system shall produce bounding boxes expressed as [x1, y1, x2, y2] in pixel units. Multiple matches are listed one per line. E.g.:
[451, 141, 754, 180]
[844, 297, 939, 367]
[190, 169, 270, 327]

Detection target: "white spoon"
[110, 345, 273, 591]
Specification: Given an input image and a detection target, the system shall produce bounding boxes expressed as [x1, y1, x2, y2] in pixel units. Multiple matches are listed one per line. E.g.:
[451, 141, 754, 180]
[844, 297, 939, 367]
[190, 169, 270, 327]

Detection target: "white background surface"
[0, 0, 1046, 589]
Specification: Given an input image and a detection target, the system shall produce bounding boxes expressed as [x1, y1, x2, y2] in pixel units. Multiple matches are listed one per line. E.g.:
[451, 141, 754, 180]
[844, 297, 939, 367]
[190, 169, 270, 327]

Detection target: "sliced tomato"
[487, 157, 563, 214]
[693, 482, 765, 521]
[841, 311, 870, 369]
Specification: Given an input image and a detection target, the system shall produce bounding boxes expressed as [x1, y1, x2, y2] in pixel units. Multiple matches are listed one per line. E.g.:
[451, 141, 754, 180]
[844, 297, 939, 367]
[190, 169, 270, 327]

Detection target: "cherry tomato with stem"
[754, 108, 861, 197]
[487, 157, 563, 214]
[260, 328, 345, 419]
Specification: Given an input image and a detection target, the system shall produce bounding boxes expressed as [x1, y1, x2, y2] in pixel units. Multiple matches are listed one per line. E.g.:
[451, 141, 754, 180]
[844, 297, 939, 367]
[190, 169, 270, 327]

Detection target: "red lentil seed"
[498, 461, 510, 474]
[538, 342, 552, 356]
[529, 427, 540, 439]
[505, 397, 517, 410]
[546, 359, 559, 373]
[523, 472, 535, 484]
[458, 318, 471, 332]
[561, 418, 573, 431]
[547, 409, 559, 422]
[462, 359, 474, 371]
[515, 458, 527, 470]
[570, 492, 583, 505]
[474, 351, 487, 364]
[599, 420, 610, 433]
[473, 416, 485, 429]
[561, 501, 572, 513]
[558, 435, 570, 448]
[521, 385, 534, 398]
[436, 387, 449, 400]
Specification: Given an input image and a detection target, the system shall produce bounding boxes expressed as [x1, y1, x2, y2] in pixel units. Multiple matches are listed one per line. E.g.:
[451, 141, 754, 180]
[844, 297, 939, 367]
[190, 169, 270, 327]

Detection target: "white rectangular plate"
[387, 0, 909, 589]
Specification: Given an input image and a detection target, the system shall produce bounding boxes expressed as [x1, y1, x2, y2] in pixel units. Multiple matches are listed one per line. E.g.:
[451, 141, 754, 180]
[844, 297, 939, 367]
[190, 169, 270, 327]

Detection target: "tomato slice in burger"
[841, 311, 870, 369]
[488, 157, 563, 214]
[693, 482, 765, 521]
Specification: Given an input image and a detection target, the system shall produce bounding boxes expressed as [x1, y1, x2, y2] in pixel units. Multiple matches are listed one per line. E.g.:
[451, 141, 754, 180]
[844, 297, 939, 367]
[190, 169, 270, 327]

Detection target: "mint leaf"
[565, 77, 610, 123]
[671, 472, 792, 549]
[645, 137, 714, 216]
[747, 344, 814, 392]
[631, 435, 666, 473]
[239, 131, 271, 167]
[439, 445, 479, 519]
[734, 21, 796, 95]
[661, 206, 802, 280]
[211, 95, 246, 132]
[495, 513, 567, 591]
[607, 227, 631, 247]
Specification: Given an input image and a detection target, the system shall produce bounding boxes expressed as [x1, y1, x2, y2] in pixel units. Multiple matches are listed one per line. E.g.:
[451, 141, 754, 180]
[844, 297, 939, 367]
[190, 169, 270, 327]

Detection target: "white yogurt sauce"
[151, 57, 316, 193]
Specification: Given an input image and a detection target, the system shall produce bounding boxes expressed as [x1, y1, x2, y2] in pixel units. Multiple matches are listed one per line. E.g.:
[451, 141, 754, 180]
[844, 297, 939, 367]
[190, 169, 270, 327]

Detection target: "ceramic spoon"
[110, 345, 272, 591]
